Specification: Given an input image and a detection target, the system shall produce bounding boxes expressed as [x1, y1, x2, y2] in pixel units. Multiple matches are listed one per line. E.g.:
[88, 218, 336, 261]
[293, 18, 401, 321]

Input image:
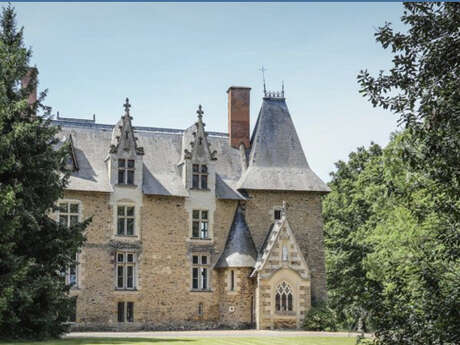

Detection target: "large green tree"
[325, 3, 459, 344]
[0, 5, 88, 338]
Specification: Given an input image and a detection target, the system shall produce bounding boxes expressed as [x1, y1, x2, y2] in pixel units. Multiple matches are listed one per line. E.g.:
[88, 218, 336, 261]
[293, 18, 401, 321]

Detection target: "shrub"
[303, 302, 338, 331]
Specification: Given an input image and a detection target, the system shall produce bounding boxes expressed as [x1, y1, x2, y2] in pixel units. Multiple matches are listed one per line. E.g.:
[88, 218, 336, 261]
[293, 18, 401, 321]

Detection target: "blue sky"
[14, 2, 405, 182]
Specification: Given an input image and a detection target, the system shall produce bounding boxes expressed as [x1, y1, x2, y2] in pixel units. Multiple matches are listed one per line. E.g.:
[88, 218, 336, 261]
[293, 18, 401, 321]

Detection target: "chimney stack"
[227, 86, 251, 149]
[21, 67, 37, 106]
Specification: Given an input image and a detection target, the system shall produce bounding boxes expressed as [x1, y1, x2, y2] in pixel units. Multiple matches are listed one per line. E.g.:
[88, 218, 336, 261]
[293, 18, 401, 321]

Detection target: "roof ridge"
[52, 120, 229, 137]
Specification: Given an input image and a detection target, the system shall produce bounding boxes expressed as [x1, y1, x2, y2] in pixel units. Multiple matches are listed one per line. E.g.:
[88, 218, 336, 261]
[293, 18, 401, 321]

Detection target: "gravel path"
[65, 330, 368, 338]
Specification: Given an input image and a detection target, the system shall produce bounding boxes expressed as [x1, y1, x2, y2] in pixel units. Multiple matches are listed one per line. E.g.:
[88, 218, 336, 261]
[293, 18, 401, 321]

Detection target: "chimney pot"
[21, 67, 37, 106]
[227, 86, 251, 149]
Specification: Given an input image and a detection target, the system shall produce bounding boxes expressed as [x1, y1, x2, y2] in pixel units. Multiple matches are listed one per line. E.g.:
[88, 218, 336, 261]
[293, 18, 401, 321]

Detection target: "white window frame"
[191, 209, 209, 239]
[57, 199, 82, 288]
[191, 254, 210, 291]
[116, 251, 137, 290]
[116, 204, 136, 236]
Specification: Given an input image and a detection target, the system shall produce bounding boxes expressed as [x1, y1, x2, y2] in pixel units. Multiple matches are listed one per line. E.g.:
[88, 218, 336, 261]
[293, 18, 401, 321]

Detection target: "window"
[117, 301, 134, 322]
[66, 254, 78, 287]
[116, 252, 136, 290]
[192, 255, 209, 290]
[282, 246, 289, 261]
[118, 159, 135, 185]
[117, 205, 135, 236]
[274, 209, 282, 220]
[192, 164, 208, 189]
[59, 202, 79, 227]
[230, 270, 235, 291]
[275, 281, 294, 313]
[58, 202, 80, 287]
[192, 210, 209, 239]
[198, 303, 203, 316]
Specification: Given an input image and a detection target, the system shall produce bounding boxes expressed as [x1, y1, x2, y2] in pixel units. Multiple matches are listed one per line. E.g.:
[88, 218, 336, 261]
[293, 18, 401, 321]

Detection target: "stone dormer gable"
[251, 201, 309, 280]
[180, 105, 218, 191]
[215, 203, 258, 268]
[183, 105, 217, 162]
[110, 98, 144, 156]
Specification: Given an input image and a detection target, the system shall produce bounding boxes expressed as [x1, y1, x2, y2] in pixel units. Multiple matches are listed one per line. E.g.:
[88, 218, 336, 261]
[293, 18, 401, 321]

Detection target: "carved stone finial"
[282, 200, 287, 218]
[196, 104, 204, 122]
[123, 97, 131, 117]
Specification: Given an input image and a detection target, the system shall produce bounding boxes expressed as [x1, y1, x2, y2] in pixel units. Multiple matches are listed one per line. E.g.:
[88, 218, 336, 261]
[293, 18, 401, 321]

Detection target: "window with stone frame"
[275, 281, 294, 313]
[191, 254, 210, 290]
[117, 205, 135, 236]
[230, 270, 235, 291]
[192, 164, 208, 189]
[116, 252, 136, 290]
[274, 208, 282, 221]
[58, 201, 80, 287]
[118, 158, 135, 185]
[191, 210, 209, 239]
[117, 301, 134, 322]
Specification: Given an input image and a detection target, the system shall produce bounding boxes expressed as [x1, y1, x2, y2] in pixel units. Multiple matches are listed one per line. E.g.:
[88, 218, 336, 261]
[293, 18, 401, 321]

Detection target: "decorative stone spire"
[123, 97, 131, 118]
[281, 200, 288, 218]
[109, 97, 144, 155]
[184, 105, 217, 161]
[196, 104, 204, 122]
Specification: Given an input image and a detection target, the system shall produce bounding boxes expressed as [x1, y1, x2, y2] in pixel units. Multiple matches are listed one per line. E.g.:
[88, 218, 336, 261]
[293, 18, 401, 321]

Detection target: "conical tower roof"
[238, 96, 330, 192]
[215, 204, 258, 268]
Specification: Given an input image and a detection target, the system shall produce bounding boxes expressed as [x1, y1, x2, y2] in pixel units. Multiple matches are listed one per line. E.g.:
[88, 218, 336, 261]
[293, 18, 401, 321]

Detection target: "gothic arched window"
[275, 281, 294, 312]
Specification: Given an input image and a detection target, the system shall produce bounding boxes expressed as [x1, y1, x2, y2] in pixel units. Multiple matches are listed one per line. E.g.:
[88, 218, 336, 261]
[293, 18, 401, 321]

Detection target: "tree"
[357, 2, 459, 204]
[323, 143, 383, 331]
[0, 5, 88, 338]
[324, 132, 459, 345]
[353, 3, 459, 343]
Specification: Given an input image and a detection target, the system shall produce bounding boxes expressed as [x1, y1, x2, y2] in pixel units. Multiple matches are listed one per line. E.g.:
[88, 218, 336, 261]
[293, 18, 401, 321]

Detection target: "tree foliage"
[0, 5, 88, 338]
[326, 3, 459, 344]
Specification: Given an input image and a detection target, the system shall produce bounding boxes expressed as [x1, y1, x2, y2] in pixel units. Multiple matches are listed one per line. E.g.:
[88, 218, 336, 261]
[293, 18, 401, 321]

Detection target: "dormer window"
[192, 164, 208, 189]
[118, 159, 135, 185]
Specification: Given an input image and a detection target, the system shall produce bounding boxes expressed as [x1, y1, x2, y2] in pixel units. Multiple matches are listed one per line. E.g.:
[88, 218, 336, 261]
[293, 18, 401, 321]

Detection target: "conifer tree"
[0, 5, 88, 338]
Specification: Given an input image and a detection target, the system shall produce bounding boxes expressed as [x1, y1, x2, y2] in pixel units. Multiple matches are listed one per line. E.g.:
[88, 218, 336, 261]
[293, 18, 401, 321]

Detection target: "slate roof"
[238, 97, 330, 192]
[54, 94, 329, 197]
[54, 119, 244, 198]
[215, 205, 258, 268]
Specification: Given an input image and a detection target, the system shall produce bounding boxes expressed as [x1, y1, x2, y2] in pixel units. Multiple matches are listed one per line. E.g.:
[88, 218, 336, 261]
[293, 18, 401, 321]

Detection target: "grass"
[0, 337, 357, 345]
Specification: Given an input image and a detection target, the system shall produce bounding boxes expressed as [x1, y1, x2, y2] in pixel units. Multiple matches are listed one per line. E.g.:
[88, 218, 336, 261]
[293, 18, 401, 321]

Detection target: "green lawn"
[0, 337, 356, 345]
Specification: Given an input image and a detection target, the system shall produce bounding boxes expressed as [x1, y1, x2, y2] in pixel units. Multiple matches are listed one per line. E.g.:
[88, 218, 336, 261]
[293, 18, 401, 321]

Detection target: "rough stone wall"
[217, 267, 255, 328]
[245, 190, 327, 304]
[65, 190, 241, 329]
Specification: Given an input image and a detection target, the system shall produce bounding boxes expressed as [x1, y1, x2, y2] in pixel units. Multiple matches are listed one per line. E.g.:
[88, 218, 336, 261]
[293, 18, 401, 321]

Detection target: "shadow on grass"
[0, 338, 194, 345]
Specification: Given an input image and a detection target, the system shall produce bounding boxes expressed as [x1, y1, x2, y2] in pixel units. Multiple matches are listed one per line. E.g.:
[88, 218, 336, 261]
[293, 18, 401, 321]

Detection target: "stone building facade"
[54, 86, 330, 330]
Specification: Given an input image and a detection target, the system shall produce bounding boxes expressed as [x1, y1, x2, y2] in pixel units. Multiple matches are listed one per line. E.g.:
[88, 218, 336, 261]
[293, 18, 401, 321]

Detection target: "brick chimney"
[21, 68, 37, 106]
[227, 86, 251, 149]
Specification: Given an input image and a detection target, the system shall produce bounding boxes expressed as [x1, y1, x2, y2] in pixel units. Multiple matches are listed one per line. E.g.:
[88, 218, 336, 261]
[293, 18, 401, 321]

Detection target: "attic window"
[274, 209, 282, 220]
[118, 159, 135, 185]
[192, 164, 208, 190]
